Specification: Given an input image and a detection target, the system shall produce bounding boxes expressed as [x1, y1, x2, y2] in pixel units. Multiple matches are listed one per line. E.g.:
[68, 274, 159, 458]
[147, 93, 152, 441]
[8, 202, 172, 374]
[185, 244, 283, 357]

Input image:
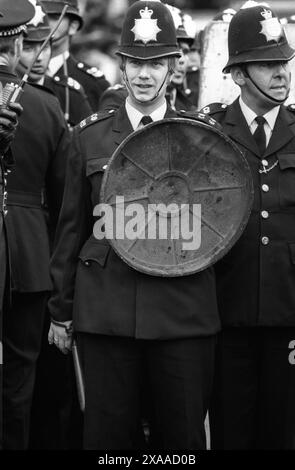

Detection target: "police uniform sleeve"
[45, 103, 72, 229]
[48, 125, 93, 322]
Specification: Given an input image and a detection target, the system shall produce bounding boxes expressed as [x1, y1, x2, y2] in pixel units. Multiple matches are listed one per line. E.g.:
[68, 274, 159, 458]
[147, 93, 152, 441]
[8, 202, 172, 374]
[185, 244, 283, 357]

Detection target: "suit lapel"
[222, 99, 260, 157]
[264, 106, 295, 157]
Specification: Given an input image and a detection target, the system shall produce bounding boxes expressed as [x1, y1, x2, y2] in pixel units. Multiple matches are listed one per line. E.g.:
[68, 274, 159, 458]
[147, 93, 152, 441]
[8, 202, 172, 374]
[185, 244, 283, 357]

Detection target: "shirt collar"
[47, 51, 70, 77]
[239, 96, 280, 130]
[125, 99, 167, 131]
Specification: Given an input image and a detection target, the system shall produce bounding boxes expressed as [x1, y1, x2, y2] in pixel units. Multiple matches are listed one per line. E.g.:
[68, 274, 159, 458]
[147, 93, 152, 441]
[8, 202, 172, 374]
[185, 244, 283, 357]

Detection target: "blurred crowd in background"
[72, 0, 295, 86]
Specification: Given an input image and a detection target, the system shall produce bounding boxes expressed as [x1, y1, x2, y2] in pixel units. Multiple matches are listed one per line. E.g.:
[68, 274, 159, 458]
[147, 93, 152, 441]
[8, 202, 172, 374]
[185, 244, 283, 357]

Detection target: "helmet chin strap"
[51, 29, 69, 44]
[123, 66, 172, 104]
[242, 64, 289, 105]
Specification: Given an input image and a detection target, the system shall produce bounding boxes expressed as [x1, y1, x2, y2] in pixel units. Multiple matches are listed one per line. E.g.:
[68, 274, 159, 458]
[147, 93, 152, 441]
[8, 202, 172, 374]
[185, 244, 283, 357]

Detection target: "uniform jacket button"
[261, 236, 269, 245]
[262, 184, 269, 192]
[261, 210, 269, 219]
[84, 260, 91, 267]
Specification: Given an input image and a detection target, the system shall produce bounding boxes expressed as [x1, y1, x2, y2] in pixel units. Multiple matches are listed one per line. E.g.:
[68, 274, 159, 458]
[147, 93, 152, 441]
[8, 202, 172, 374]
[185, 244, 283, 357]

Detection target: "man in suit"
[202, 3, 295, 449]
[1, 0, 71, 449]
[41, 0, 109, 111]
[48, 1, 220, 450]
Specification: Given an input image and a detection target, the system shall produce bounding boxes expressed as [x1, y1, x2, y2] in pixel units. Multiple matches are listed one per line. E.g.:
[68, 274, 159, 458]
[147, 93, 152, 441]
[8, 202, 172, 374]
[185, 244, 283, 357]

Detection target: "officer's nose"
[178, 52, 186, 67]
[138, 64, 151, 78]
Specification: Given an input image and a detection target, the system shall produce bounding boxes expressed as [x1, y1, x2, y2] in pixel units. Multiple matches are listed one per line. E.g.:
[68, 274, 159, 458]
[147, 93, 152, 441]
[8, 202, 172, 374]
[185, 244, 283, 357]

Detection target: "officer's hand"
[0, 102, 23, 153]
[48, 320, 73, 355]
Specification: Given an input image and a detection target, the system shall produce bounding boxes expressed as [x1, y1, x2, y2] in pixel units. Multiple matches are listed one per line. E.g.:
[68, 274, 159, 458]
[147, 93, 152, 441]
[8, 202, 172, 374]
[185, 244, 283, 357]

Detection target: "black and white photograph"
[0, 0, 295, 461]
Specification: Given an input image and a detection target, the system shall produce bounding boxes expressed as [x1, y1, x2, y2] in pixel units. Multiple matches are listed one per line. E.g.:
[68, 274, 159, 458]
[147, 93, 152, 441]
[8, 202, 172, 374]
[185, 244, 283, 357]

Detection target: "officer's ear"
[231, 66, 247, 87]
[68, 19, 80, 37]
[14, 34, 24, 61]
[119, 56, 126, 72]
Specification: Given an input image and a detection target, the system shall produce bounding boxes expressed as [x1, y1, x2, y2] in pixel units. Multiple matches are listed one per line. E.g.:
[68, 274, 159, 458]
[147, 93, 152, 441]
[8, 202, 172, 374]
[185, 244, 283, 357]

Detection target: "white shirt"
[47, 51, 70, 77]
[239, 96, 280, 147]
[125, 99, 167, 131]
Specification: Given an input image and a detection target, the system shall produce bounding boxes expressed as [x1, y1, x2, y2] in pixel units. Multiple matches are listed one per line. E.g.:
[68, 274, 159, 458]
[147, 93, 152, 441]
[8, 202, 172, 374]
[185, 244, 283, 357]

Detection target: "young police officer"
[202, 3, 295, 449]
[0, 0, 32, 448]
[48, 1, 220, 450]
[1, 0, 71, 449]
[41, 0, 109, 111]
[99, 3, 198, 113]
[16, 1, 92, 128]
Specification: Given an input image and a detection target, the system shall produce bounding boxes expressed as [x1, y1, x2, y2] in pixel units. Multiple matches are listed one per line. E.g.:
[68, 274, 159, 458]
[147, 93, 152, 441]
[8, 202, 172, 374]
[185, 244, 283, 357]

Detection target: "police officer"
[1, 0, 71, 449]
[48, 0, 220, 450]
[99, 3, 197, 113]
[41, 0, 109, 111]
[0, 0, 33, 449]
[165, 5, 198, 111]
[202, 3, 295, 449]
[13, 1, 88, 450]
[16, 0, 92, 127]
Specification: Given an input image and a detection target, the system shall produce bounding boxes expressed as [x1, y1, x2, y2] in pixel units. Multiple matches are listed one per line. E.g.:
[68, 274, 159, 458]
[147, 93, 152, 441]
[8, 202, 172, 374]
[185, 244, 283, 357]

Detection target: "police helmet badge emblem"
[260, 8, 283, 42]
[131, 6, 161, 44]
[28, 0, 46, 27]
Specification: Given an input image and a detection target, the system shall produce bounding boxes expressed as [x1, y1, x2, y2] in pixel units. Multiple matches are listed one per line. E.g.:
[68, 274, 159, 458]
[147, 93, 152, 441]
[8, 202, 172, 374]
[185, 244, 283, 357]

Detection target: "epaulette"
[177, 109, 223, 131]
[200, 103, 228, 115]
[76, 62, 105, 79]
[53, 75, 81, 91]
[287, 103, 295, 112]
[79, 109, 115, 130]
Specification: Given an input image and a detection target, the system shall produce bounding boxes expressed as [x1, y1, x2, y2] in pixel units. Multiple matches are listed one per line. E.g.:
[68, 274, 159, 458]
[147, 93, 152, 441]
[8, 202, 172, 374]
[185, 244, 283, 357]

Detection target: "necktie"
[140, 115, 153, 126]
[253, 116, 266, 156]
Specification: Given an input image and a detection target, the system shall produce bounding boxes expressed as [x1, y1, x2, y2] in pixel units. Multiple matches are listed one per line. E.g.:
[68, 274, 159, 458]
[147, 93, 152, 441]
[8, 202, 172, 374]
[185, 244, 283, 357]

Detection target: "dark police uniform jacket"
[49, 104, 220, 340]
[166, 83, 198, 112]
[204, 99, 295, 327]
[43, 75, 92, 128]
[54, 56, 109, 112]
[1, 66, 71, 293]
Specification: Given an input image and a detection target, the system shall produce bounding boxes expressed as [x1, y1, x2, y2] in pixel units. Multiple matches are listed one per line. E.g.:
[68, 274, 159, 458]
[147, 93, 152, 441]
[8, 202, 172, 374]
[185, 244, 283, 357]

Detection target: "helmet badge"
[28, 0, 46, 27]
[131, 7, 162, 44]
[260, 8, 283, 42]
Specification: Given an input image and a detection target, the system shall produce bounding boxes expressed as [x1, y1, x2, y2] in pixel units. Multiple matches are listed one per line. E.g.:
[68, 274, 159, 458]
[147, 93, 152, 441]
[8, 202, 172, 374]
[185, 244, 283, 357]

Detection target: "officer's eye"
[258, 61, 288, 70]
[129, 59, 141, 66]
[151, 60, 164, 67]
[23, 44, 35, 52]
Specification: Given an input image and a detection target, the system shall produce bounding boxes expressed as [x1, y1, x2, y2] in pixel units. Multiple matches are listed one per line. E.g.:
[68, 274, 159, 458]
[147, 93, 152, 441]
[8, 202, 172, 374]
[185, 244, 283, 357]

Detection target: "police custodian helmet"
[223, 1, 295, 73]
[40, 0, 83, 30]
[25, 1, 51, 42]
[0, 0, 35, 37]
[116, 0, 181, 60]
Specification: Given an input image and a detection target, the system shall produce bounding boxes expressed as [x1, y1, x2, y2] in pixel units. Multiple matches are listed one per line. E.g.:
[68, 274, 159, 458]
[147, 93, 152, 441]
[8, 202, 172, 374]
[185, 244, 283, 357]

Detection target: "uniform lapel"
[112, 104, 134, 146]
[222, 99, 260, 157]
[264, 106, 295, 157]
[164, 105, 177, 118]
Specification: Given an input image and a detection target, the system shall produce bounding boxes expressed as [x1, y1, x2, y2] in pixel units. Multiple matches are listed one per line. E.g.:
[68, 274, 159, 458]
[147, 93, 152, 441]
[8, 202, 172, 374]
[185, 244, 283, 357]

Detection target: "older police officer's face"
[233, 61, 291, 112]
[125, 57, 170, 107]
